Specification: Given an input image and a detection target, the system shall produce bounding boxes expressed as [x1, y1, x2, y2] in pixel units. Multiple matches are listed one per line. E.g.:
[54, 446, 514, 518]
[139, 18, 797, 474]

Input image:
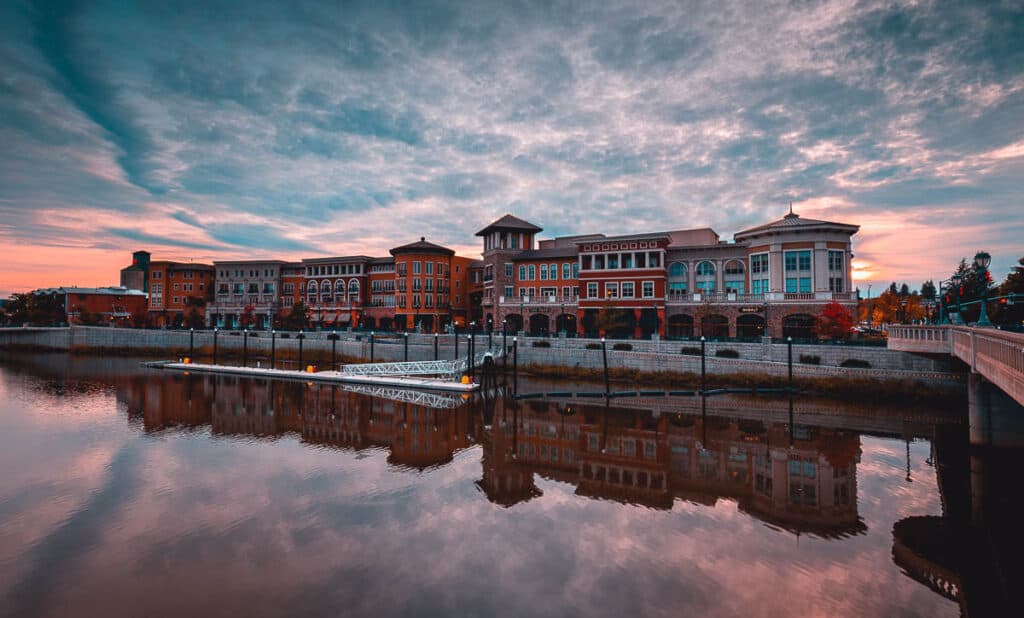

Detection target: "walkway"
[888, 325, 1024, 406]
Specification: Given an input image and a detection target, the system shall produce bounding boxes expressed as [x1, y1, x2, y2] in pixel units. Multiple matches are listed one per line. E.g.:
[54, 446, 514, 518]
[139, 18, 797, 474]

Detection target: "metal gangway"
[340, 344, 505, 381]
[342, 384, 468, 409]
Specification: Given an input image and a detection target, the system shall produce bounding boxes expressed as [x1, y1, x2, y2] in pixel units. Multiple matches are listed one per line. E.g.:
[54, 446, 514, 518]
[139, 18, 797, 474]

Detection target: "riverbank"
[0, 326, 964, 404]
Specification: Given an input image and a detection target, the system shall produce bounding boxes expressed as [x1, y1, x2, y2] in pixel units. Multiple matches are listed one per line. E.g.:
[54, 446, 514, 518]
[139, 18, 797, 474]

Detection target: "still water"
[0, 353, 985, 617]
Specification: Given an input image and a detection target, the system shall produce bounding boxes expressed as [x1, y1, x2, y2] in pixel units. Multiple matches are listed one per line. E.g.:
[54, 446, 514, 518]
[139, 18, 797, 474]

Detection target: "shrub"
[715, 349, 740, 358]
[841, 358, 872, 368]
[612, 343, 633, 351]
[532, 340, 551, 348]
[585, 343, 602, 350]
[681, 346, 702, 355]
[799, 354, 821, 365]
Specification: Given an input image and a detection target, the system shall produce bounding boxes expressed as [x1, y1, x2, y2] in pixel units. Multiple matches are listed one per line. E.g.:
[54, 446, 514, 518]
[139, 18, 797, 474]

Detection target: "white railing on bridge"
[889, 325, 1024, 405]
[341, 385, 467, 408]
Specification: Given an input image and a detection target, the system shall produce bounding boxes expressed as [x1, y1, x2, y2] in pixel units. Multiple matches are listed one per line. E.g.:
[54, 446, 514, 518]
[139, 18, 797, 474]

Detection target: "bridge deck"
[889, 326, 1024, 406]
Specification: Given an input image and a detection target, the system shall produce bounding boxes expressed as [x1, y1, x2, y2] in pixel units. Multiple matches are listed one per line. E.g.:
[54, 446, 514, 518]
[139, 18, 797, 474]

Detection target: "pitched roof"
[734, 212, 859, 240]
[475, 214, 543, 236]
[389, 237, 455, 256]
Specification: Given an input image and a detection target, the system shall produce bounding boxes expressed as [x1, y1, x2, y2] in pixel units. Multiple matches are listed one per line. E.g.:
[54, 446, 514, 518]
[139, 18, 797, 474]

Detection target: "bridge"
[888, 325, 1024, 406]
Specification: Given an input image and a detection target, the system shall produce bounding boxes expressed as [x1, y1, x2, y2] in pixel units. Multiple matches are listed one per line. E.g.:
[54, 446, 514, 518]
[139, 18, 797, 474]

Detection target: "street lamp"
[974, 251, 992, 327]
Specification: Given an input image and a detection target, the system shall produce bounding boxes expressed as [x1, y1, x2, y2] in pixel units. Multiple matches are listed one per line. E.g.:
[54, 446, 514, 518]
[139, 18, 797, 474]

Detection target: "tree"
[815, 301, 854, 339]
[920, 280, 937, 300]
[279, 302, 309, 331]
[239, 304, 255, 329]
[899, 283, 910, 296]
[184, 308, 204, 329]
[5, 292, 65, 325]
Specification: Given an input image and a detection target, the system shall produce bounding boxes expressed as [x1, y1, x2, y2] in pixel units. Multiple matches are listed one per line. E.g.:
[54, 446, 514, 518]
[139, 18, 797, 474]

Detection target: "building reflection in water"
[119, 373, 865, 538]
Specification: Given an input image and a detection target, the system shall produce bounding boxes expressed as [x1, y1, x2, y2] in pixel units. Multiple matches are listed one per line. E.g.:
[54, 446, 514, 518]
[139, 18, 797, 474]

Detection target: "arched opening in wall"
[378, 317, 394, 331]
[724, 260, 746, 295]
[639, 308, 660, 339]
[362, 316, 377, 330]
[555, 313, 577, 336]
[505, 313, 523, 333]
[667, 314, 694, 338]
[529, 313, 550, 337]
[782, 314, 817, 341]
[701, 314, 729, 340]
[736, 314, 765, 339]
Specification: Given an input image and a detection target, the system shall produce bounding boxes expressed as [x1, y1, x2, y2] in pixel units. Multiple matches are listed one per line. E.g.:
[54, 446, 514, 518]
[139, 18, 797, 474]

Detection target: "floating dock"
[144, 361, 480, 392]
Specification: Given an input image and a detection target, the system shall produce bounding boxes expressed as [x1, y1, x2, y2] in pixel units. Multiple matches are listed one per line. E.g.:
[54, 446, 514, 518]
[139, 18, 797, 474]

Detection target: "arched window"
[320, 280, 333, 304]
[668, 262, 687, 297]
[307, 280, 318, 304]
[335, 279, 346, 302]
[724, 260, 745, 294]
[348, 279, 360, 302]
[696, 261, 716, 293]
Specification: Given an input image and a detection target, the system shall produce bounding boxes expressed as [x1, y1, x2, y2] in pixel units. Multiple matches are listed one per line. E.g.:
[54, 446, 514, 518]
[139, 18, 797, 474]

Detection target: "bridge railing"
[887, 325, 951, 353]
[891, 325, 1024, 406]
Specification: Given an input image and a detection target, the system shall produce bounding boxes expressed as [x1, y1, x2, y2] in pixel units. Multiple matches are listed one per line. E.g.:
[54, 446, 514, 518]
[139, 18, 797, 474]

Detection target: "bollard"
[331, 330, 337, 371]
[243, 328, 249, 367]
[404, 332, 409, 362]
[271, 330, 276, 369]
[434, 333, 439, 360]
[189, 327, 194, 359]
[370, 331, 375, 363]
[213, 328, 219, 365]
[298, 330, 305, 369]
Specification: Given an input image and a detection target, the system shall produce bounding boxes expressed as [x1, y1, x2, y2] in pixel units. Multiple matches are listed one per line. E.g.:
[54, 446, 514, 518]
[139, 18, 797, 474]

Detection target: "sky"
[1, 0, 1022, 297]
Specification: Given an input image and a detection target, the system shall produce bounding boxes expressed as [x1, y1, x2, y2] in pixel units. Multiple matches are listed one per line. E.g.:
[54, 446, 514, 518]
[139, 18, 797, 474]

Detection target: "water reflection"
[116, 371, 880, 538]
[1, 353, 1008, 617]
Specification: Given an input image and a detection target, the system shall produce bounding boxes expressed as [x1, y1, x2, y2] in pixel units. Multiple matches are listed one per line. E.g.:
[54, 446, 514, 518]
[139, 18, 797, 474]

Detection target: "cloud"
[1, 0, 1022, 291]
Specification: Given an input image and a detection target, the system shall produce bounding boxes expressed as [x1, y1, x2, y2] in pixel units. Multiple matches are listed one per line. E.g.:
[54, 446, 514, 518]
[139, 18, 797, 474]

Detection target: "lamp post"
[271, 329, 276, 369]
[189, 327, 194, 358]
[865, 284, 872, 328]
[900, 298, 907, 325]
[974, 251, 992, 327]
[213, 327, 219, 364]
[242, 328, 249, 367]
[502, 318, 508, 368]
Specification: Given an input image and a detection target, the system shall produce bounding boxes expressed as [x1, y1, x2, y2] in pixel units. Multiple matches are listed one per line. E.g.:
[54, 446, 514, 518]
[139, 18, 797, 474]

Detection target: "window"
[562, 286, 570, 297]
[696, 261, 716, 292]
[519, 265, 526, 281]
[540, 287, 556, 297]
[587, 282, 599, 298]
[152, 271, 162, 280]
[572, 262, 579, 278]
[426, 262, 433, 275]
[829, 277, 844, 293]
[648, 252, 661, 268]
[752, 279, 769, 295]
[504, 286, 514, 298]
[413, 261, 421, 275]
[642, 281, 655, 298]
[528, 265, 535, 280]
[607, 254, 619, 269]
[785, 278, 812, 293]
[696, 261, 716, 276]
[828, 250, 844, 271]
[668, 262, 686, 278]
[173, 283, 180, 291]
[621, 282, 635, 298]
[605, 282, 618, 298]
[540, 264, 548, 280]
[622, 253, 633, 269]
[594, 255, 605, 269]
[549, 264, 558, 280]
[505, 263, 513, 277]
[784, 250, 811, 272]
[282, 283, 294, 295]
[263, 283, 274, 294]
[562, 263, 571, 279]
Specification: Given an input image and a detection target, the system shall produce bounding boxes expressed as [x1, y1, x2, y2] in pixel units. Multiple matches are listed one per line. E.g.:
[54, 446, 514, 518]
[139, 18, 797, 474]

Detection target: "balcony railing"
[665, 291, 853, 303]
[498, 295, 580, 305]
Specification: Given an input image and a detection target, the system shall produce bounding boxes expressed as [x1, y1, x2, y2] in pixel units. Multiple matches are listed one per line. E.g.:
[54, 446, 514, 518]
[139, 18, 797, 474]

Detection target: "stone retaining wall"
[0, 326, 959, 381]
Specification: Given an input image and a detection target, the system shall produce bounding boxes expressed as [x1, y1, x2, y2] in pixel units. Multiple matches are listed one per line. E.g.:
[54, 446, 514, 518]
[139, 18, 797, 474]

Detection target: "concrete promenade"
[1, 326, 961, 384]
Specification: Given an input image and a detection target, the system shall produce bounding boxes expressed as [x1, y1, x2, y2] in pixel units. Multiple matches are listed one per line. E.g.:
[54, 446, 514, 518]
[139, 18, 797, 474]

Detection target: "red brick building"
[36, 286, 149, 327]
[147, 261, 214, 327]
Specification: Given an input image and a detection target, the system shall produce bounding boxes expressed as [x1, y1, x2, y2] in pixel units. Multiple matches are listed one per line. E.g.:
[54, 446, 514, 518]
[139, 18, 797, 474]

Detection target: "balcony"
[498, 295, 579, 306]
[664, 291, 853, 304]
